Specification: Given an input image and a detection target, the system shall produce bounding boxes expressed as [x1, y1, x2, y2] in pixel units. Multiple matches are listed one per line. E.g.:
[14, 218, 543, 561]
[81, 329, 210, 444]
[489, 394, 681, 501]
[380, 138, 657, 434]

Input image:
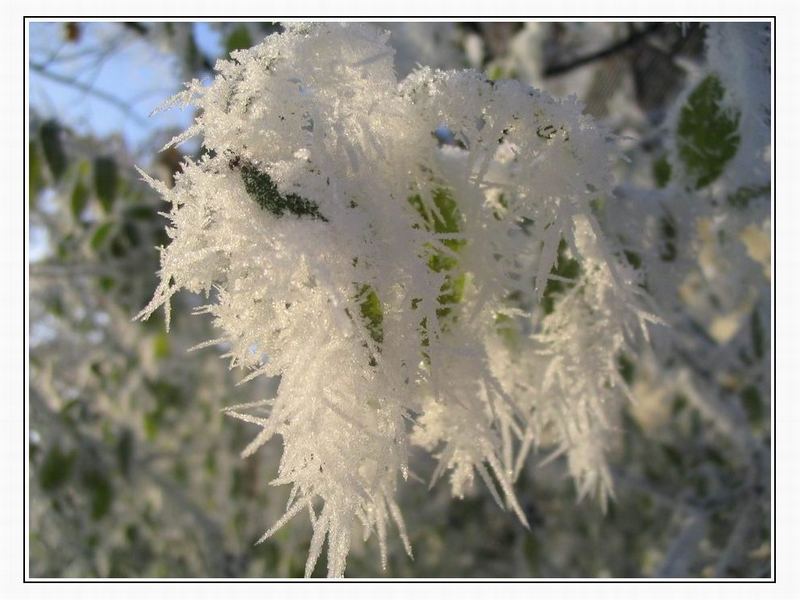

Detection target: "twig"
[544, 23, 663, 78]
[30, 62, 147, 126]
[714, 501, 754, 576]
[656, 507, 707, 577]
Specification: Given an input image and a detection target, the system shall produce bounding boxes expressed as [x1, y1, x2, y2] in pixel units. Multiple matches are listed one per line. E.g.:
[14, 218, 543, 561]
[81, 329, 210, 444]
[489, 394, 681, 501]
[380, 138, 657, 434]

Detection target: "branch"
[656, 507, 707, 577]
[30, 62, 147, 126]
[543, 23, 663, 78]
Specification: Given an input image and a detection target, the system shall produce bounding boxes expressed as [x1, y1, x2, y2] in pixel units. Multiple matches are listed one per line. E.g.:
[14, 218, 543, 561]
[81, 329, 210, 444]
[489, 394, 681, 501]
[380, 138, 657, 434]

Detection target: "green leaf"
[94, 156, 118, 213]
[122, 222, 141, 247]
[153, 332, 171, 359]
[487, 65, 505, 82]
[652, 155, 671, 188]
[409, 188, 464, 245]
[77, 159, 90, 178]
[81, 469, 114, 520]
[125, 204, 156, 220]
[204, 450, 217, 475]
[436, 272, 466, 321]
[90, 222, 114, 251]
[617, 353, 636, 385]
[97, 276, 115, 292]
[356, 284, 383, 345]
[143, 412, 160, 441]
[45, 295, 65, 318]
[146, 379, 184, 408]
[57, 233, 77, 260]
[40, 120, 67, 181]
[728, 184, 770, 209]
[751, 310, 765, 360]
[661, 443, 684, 468]
[740, 385, 764, 428]
[70, 179, 90, 221]
[29, 141, 43, 202]
[226, 25, 253, 55]
[672, 393, 688, 415]
[676, 75, 740, 189]
[238, 159, 327, 221]
[143, 379, 185, 439]
[186, 29, 201, 70]
[522, 536, 539, 571]
[39, 446, 76, 491]
[109, 233, 128, 258]
[542, 240, 580, 315]
[623, 250, 642, 269]
[659, 215, 677, 262]
[495, 312, 520, 351]
[408, 188, 467, 326]
[116, 429, 134, 478]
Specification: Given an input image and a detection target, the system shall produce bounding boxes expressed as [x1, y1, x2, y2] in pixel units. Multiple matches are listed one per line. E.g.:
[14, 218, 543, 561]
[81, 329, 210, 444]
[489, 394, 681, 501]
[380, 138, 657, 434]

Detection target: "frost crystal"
[137, 22, 653, 577]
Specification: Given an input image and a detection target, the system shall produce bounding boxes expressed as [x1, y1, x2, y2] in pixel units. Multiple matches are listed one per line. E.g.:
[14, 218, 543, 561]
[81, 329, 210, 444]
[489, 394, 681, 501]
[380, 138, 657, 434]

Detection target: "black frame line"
[22, 15, 778, 584]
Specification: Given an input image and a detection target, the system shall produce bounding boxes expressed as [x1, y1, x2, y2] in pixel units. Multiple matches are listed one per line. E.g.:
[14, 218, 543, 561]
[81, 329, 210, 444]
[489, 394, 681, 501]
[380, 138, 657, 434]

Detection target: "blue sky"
[29, 22, 226, 160]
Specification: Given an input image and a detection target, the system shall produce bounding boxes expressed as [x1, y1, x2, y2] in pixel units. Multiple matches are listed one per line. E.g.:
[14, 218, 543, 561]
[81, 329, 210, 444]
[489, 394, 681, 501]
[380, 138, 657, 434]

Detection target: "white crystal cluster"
[137, 22, 654, 577]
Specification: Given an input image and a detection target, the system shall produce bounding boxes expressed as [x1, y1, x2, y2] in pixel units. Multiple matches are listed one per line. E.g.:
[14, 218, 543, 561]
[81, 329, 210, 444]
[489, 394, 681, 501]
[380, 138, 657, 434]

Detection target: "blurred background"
[27, 21, 770, 578]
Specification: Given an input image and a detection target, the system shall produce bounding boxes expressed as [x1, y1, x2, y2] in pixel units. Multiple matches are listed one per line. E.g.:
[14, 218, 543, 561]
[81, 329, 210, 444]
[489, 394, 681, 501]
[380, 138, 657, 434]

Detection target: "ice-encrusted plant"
[136, 22, 656, 577]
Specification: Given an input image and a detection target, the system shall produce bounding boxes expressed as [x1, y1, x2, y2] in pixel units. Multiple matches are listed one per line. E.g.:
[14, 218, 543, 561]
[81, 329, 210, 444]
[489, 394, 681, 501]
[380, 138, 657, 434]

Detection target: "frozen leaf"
[677, 75, 740, 189]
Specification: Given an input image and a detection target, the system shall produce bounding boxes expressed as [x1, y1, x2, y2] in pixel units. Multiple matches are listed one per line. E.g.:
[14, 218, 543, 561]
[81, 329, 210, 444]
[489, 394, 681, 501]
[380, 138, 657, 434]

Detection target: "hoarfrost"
[137, 22, 652, 577]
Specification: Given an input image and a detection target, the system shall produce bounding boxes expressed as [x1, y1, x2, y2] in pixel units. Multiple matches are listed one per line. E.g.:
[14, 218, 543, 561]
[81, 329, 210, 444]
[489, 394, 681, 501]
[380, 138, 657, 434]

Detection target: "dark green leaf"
[661, 443, 684, 467]
[728, 184, 770, 209]
[226, 25, 253, 55]
[29, 141, 43, 202]
[97, 276, 116, 292]
[94, 156, 118, 213]
[125, 205, 156, 220]
[172, 461, 188, 484]
[740, 385, 764, 428]
[705, 446, 727, 467]
[751, 310, 765, 360]
[122, 222, 141, 247]
[204, 450, 217, 475]
[45, 295, 65, 318]
[109, 233, 128, 258]
[672, 393, 688, 415]
[652, 155, 671, 188]
[186, 29, 200, 70]
[238, 159, 327, 221]
[146, 379, 184, 408]
[624, 250, 642, 269]
[39, 446, 76, 491]
[40, 120, 67, 181]
[659, 216, 678, 262]
[677, 75, 740, 189]
[81, 469, 114, 520]
[617, 353, 636, 385]
[90, 222, 114, 251]
[116, 429, 134, 478]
